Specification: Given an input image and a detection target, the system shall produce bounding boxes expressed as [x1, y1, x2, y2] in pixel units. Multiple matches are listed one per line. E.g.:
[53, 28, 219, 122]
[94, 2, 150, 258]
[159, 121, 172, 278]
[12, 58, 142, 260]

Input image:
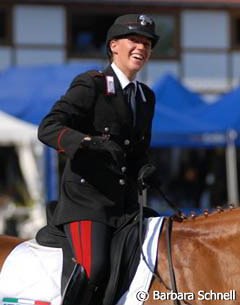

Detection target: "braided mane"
[175, 203, 238, 222]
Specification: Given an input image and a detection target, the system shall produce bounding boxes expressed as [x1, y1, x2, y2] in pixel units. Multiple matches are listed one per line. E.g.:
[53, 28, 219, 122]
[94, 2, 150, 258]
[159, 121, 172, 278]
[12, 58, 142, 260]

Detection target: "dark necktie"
[124, 82, 136, 125]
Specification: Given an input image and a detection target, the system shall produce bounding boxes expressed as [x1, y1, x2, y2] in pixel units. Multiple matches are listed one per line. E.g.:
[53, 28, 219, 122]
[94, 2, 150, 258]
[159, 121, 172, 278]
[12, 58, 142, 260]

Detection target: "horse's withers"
[0, 235, 24, 270]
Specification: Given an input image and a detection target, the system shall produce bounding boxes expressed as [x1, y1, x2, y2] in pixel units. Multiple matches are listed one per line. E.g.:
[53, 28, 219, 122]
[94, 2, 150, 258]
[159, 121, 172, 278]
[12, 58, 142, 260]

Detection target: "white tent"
[0, 111, 45, 237]
[0, 110, 38, 145]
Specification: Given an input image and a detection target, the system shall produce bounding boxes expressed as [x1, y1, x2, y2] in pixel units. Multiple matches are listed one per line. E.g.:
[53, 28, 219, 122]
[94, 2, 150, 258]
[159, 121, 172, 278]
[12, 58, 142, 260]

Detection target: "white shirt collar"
[111, 62, 137, 91]
[110, 62, 146, 102]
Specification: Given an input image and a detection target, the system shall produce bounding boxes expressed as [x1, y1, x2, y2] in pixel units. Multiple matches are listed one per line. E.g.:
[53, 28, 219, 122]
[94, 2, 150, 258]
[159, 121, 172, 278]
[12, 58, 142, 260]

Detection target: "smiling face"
[110, 35, 152, 80]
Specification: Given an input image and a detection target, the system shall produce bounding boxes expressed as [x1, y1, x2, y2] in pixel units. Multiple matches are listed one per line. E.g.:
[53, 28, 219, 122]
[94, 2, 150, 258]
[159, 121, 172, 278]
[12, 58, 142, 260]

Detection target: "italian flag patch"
[2, 298, 51, 305]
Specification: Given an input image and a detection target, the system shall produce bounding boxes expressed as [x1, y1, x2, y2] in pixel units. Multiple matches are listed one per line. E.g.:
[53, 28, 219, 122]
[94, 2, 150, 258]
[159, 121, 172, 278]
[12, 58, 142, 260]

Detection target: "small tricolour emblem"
[2, 298, 51, 305]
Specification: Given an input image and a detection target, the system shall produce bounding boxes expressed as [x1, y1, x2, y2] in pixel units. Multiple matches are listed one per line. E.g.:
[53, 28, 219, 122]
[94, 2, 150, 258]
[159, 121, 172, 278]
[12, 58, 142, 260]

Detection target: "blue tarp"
[0, 63, 103, 201]
[151, 105, 224, 147]
[151, 74, 224, 147]
[0, 62, 103, 125]
[152, 74, 205, 111]
[193, 87, 240, 133]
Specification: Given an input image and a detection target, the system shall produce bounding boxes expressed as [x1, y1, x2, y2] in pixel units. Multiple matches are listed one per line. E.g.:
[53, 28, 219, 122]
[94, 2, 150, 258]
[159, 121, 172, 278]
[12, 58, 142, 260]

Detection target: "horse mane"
[176, 204, 239, 223]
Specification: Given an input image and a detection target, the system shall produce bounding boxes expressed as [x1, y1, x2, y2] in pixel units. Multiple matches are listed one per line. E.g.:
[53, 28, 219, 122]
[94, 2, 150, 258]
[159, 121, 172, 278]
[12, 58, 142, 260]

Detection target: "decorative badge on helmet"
[138, 15, 153, 27]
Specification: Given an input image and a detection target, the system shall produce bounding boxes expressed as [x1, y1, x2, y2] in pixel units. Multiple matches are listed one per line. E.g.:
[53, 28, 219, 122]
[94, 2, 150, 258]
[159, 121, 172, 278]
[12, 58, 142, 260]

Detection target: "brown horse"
[1, 207, 240, 305]
[146, 206, 240, 305]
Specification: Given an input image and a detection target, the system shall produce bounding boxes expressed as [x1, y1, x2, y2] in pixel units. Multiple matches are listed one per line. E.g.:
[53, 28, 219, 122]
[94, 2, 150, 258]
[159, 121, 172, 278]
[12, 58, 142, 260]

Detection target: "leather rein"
[138, 183, 193, 305]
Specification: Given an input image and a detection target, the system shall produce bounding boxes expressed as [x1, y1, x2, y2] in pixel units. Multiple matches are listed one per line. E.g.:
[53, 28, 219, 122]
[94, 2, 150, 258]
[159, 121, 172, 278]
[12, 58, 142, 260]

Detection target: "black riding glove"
[81, 136, 125, 167]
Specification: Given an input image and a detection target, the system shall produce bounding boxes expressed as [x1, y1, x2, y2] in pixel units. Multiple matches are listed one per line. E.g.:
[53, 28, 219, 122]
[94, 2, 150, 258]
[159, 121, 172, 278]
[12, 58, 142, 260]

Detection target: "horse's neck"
[156, 209, 240, 296]
[0, 235, 25, 270]
[174, 208, 240, 239]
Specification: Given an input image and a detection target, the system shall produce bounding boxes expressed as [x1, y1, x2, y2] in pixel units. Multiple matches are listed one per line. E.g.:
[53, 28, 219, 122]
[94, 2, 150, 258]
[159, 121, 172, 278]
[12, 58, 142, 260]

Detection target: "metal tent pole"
[225, 130, 239, 206]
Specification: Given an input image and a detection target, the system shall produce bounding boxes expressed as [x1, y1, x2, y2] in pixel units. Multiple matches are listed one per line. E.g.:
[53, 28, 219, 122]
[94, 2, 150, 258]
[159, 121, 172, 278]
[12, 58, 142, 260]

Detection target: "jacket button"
[119, 179, 125, 185]
[124, 139, 130, 146]
[121, 166, 127, 173]
[80, 178, 86, 184]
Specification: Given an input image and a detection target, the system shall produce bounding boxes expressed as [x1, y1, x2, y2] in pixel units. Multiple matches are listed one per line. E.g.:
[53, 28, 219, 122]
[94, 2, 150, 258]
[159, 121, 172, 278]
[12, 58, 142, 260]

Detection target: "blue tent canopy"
[152, 74, 205, 111]
[151, 74, 224, 147]
[151, 105, 225, 147]
[194, 87, 240, 132]
[151, 75, 240, 204]
[0, 62, 103, 125]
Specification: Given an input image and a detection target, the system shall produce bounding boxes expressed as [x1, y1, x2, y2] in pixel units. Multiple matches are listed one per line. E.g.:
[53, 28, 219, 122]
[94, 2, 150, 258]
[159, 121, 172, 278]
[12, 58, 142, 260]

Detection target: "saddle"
[36, 201, 159, 305]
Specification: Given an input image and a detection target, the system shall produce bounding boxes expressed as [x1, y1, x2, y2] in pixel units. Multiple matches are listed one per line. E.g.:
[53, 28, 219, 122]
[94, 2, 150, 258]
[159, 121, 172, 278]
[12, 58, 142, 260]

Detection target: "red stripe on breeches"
[69, 220, 92, 278]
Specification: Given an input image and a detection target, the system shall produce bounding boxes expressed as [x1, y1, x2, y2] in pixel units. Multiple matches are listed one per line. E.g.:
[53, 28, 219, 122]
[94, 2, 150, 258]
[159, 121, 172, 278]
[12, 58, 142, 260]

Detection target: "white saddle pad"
[116, 216, 164, 305]
[0, 217, 164, 305]
[0, 240, 62, 305]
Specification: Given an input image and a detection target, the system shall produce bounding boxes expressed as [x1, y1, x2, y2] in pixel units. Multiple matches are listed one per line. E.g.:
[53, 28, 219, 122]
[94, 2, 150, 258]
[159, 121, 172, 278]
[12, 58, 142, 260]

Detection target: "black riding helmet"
[106, 14, 159, 57]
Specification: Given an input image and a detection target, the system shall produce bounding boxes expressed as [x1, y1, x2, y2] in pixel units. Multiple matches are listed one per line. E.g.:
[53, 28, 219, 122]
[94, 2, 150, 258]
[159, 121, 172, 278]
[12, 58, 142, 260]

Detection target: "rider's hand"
[81, 136, 125, 166]
[138, 164, 161, 187]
